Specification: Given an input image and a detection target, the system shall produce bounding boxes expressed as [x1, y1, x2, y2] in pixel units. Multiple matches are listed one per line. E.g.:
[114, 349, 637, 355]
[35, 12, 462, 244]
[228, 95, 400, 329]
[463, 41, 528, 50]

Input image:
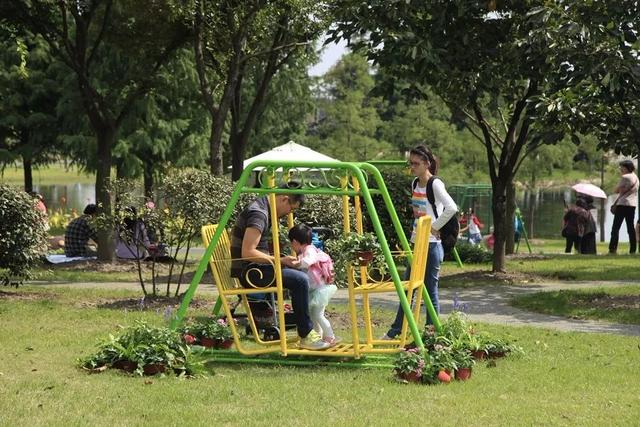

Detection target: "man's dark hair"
[83, 204, 97, 215]
[279, 181, 305, 207]
[619, 159, 635, 173]
[288, 223, 312, 245]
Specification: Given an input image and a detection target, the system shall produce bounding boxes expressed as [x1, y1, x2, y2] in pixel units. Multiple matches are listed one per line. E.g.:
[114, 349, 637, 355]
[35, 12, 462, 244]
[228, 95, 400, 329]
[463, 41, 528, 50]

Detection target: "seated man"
[64, 204, 98, 257]
[230, 183, 329, 350]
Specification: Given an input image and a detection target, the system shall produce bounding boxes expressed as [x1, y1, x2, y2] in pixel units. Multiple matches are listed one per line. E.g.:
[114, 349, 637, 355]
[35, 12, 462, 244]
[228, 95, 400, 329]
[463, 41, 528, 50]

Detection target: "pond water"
[35, 183, 632, 243]
[34, 183, 95, 214]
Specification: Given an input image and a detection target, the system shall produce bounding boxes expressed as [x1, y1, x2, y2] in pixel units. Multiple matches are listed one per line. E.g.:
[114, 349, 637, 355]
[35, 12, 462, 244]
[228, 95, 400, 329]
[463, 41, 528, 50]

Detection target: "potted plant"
[431, 344, 457, 383]
[393, 348, 426, 383]
[185, 318, 234, 349]
[80, 321, 193, 376]
[327, 232, 381, 267]
[452, 348, 475, 381]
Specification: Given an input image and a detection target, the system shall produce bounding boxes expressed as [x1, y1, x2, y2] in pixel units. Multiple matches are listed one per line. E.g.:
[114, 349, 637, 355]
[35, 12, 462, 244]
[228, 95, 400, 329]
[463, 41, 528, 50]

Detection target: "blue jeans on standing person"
[240, 264, 314, 338]
[386, 242, 444, 338]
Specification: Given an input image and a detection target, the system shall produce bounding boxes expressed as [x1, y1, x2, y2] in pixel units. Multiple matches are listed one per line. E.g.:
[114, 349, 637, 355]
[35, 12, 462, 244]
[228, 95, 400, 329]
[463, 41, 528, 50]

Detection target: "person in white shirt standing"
[383, 144, 457, 339]
[609, 159, 639, 254]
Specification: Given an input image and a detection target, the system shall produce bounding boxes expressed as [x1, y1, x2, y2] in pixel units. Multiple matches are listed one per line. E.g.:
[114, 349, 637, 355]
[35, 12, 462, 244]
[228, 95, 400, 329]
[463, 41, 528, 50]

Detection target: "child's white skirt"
[309, 284, 337, 309]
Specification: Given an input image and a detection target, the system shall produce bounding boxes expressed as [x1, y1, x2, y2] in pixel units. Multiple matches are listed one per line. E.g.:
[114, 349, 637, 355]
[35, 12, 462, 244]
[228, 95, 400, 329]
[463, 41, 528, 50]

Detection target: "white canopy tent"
[240, 141, 338, 170]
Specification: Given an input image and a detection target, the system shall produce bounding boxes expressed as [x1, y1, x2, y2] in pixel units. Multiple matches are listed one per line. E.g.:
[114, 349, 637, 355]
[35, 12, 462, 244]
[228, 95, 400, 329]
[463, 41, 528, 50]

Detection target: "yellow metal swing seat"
[201, 215, 432, 358]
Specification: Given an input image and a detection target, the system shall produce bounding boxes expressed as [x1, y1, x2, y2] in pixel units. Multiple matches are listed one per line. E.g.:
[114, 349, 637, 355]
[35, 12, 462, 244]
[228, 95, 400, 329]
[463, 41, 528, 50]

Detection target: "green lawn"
[0, 163, 95, 186]
[512, 285, 640, 325]
[0, 286, 638, 426]
[33, 242, 640, 285]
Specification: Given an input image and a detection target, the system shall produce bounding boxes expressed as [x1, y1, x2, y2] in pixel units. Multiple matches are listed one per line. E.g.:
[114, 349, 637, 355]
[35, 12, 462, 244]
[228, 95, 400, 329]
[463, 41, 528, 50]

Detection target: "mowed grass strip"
[0, 163, 95, 185]
[512, 285, 640, 325]
[0, 286, 639, 426]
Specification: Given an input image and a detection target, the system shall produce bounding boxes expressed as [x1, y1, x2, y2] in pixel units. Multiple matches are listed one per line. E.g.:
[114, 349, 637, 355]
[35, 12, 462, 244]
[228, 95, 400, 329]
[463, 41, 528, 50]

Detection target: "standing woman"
[382, 144, 458, 339]
[609, 159, 639, 254]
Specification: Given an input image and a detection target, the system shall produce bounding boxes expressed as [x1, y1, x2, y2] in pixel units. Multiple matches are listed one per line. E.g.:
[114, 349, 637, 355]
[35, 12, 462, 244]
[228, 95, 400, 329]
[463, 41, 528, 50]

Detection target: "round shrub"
[0, 185, 48, 285]
[454, 241, 493, 263]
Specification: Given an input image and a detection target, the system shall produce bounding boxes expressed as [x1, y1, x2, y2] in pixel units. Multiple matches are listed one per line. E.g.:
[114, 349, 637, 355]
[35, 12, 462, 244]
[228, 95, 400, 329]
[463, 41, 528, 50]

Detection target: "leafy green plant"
[452, 347, 475, 369]
[325, 231, 385, 285]
[0, 185, 48, 286]
[80, 321, 193, 376]
[431, 344, 457, 372]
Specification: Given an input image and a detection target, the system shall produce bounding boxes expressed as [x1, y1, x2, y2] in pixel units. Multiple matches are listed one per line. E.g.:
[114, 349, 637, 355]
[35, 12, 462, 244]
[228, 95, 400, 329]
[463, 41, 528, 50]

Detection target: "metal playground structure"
[170, 160, 440, 364]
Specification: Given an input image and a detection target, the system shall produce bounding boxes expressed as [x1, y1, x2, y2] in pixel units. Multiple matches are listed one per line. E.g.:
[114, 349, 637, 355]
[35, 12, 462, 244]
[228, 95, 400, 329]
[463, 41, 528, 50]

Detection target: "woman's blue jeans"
[386, 241, 444, 338]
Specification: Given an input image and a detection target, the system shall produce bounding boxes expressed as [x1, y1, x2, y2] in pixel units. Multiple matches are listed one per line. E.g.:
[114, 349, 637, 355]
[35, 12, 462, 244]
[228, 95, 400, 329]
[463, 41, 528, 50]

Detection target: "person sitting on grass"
[64, 204, 98, 257]
[115, 206, 152, 260]
[288, 223, 341, 347]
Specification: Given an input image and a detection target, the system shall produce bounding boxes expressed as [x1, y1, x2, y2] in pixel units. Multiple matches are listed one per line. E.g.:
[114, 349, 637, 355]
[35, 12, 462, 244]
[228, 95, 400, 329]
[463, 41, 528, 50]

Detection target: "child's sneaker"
[323, 335, 342, 347]
[299, 330, 330, 350]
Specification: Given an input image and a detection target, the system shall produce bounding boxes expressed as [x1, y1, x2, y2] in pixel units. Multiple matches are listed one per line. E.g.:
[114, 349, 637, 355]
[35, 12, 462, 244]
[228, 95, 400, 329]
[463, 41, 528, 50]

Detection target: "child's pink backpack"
[307, 246, 335, 285]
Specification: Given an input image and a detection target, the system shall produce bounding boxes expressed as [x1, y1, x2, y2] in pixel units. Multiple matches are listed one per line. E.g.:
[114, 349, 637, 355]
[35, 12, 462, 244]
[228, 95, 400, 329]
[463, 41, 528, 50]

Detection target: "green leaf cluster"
[0, 184, 48, 285]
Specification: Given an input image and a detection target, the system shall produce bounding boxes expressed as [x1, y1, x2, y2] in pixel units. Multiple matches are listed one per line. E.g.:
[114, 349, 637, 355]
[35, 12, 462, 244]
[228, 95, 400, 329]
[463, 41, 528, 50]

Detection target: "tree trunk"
[505, 181, 516, 254]
[491, 181, 507, 272]
[143, 160, 154, 198]
[230, 132, 246, 181]
[23, 156, 33, 193]
[95, 127, 116, 262]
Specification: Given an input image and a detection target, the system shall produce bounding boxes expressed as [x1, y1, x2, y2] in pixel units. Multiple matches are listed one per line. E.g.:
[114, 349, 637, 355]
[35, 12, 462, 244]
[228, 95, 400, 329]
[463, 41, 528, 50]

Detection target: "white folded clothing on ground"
[46, 254, 96, 264]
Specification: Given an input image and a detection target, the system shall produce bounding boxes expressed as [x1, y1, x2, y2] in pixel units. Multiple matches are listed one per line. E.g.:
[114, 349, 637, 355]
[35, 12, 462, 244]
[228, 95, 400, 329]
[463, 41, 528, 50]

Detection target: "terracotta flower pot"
[396, 370, 422, 383]
[356, 250, 374, 266]
[200, 337, 216, 348]
[143, 363, 166, 376]
[437, 370, 451, 383]
[471, 350, 486, 360]
[488, 350, 506, 359]
[216, 339, 234, 349]
[112, 359, 137, 372]
[455, 367, 473, 381]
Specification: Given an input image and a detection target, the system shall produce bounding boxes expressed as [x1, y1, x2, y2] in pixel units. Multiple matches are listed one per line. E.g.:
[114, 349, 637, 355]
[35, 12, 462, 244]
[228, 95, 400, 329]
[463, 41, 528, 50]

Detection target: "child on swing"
[288, 224, 341, 347]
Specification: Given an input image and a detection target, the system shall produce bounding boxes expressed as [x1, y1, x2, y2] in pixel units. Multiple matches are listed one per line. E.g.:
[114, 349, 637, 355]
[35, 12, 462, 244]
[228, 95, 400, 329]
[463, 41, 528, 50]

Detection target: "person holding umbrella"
[609, 159, 639, 254]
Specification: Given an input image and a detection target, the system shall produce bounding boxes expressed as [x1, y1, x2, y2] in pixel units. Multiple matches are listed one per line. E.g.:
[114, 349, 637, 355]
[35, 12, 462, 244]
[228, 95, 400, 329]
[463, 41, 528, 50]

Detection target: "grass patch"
[506, 254, 640, 281]
[512, 286, 640, 325]
[0, 163, 95, 185]
[1, 286, 639, 425]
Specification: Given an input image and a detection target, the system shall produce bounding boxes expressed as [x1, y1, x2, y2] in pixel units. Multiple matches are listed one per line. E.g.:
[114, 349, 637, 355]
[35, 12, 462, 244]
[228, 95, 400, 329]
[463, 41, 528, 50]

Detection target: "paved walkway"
[31, 280, 640, 337]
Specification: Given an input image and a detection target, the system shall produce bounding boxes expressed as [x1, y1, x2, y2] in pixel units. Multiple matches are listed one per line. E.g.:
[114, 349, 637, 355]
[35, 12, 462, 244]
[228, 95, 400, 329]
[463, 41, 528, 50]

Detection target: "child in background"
[288, 224, 341, 347]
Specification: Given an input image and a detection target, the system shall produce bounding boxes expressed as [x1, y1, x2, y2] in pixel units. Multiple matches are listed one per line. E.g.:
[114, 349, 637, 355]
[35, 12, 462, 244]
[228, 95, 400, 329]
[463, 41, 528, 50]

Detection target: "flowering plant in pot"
[431, 344, 457, 383]
[393, 348, 427, 382]
[186, 317, 234, 349]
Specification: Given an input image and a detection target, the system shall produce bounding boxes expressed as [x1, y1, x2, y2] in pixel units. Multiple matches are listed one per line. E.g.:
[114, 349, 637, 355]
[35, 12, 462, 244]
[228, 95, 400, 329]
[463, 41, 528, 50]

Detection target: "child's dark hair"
[410, 144, 439, 175]
[288, 223, 312, 245]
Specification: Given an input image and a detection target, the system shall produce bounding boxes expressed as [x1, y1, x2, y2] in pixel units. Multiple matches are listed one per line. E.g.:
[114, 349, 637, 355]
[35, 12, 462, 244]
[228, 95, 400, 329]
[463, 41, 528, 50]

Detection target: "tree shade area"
[1, 1, 638, 272]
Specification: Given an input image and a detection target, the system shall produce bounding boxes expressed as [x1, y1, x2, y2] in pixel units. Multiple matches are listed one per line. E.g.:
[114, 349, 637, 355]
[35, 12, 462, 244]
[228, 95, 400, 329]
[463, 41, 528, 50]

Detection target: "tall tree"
[331, 1, 581, 271]
[1, 0, 189, 260]
[307, 52, 394, 161]
[533, 2, 640, 156]
[0, 32, 62, 192]
[184, 0, 329, 178]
